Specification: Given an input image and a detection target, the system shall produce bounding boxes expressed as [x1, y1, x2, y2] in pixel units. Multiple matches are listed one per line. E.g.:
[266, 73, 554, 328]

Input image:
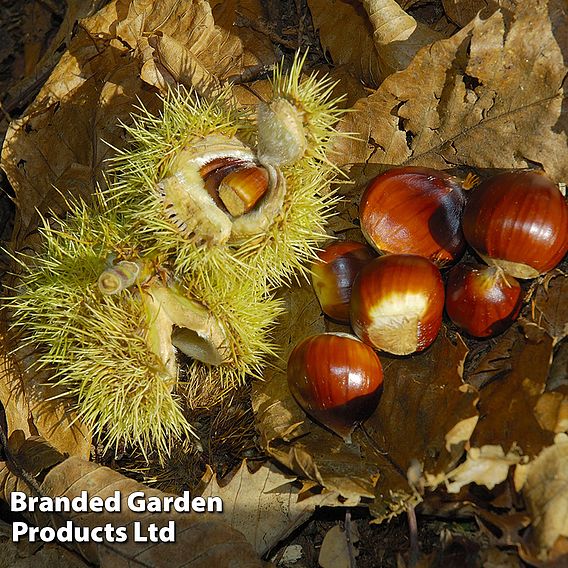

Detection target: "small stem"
[407, 503, 419, 567]
[344, 509, 357, 568]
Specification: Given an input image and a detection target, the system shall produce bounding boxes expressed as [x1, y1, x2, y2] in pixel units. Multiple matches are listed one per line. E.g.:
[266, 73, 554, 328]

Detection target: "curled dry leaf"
[0, 332, 91, 459]
[0, 433, 266, 568]
[335, 0, 568, 183]
[534, 387, 568, 435]
[426, 445, 523, 494]
[360, 0, 443, 75]
[527, 271, 568, 345]
[198, 460, 339, 556]
[307, 0, 382, 87]
[515, 434, 568, 564]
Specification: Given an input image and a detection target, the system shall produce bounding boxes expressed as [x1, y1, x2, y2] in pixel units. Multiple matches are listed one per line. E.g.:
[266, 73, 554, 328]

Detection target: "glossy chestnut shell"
[287, 333, 383, 441]
[359, 167, 466, 266]
[350, 254, 444, 355]
[311, 240, 376, 323]
[445, 263, 523, 338]
[462, 170, 568, 279]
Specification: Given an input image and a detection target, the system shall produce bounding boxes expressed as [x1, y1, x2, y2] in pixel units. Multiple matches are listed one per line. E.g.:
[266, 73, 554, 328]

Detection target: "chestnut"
[350, 254, 444, 355]
[311, 240, 376, 323]
[445, 263, 523, 338]
[462, 170, 568, 279]
[359, 167, 466, 267]
[287, 333, 383, 441]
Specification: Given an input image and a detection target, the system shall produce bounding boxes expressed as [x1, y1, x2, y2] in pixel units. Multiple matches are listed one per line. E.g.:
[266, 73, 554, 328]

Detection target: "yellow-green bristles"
[178, 268, 283, 389]
[271, 52, 346, 168]
[107, 86, 251, 218]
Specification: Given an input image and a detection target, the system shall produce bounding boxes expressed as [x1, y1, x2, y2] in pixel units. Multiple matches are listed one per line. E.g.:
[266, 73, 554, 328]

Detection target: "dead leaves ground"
[1, 0, 568, 566]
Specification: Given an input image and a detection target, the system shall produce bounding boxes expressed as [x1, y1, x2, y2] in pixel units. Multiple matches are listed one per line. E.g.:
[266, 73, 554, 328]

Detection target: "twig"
[407, 503, 419, 567]
[344, 509, 357, 568]
[234, 13, 299, 50]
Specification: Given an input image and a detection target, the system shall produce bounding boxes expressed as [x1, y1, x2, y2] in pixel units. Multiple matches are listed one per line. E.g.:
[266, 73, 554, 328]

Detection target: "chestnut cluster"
[287, 168, 568, 439]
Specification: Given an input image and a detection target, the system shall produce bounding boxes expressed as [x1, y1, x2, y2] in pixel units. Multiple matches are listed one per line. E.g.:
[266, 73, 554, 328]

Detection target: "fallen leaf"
[0, 332, 91, 459]
[198, 460, 336, 556]
[442, 0, 500, 27]
[534, 388, 568, 434]
[527, 271, 568, 345]
[470, 322, 555, 457]
[307, 0, 382, 87]
[515, 434, 568, 563]
[428, 445, 523, 494]
[318, 524, 359, 568]
[0, 519, 89, 568]
[335, 1, 568, 183]
[361, 0, 442, 76]
[361, 332, 478, 519]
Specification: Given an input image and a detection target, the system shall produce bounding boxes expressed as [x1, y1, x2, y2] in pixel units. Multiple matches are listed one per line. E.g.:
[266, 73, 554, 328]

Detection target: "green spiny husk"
[105, 54, 346, 288]
[8, 54, 346, 459]
[8, 192, 281, 458]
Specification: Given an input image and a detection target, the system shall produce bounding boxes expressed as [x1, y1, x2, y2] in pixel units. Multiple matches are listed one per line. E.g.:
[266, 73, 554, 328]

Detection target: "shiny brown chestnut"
[359, 167, 466, 267]
[287, 333, 383, 442]
[462, 170, 568, 279]
[445, 263, 523, 338]
[311, 241, 376, 323]
[350, 254, 444, 355]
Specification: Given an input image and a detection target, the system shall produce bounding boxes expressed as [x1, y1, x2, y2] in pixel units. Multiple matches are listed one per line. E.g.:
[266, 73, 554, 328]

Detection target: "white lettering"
[207, 496, 223, 512]
[128, 492, 146, 512]
[192, 496, 205, 512]
[114, 526, 128, 542]
[174, 493, 190, 513]
[90, 496, 103, 513]
[133, 521, 147, 542]
[91, 526, 103, 542]
[39, 526, 55, 541]
[71, 491, 88, 512]
[12, 522, 28, 541]
[105, 491, 121, 512]
[10, 492, 28, 512]
[160, 521, 175, 542]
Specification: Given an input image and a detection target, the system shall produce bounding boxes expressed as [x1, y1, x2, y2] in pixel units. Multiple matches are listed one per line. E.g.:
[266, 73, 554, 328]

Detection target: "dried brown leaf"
[0, 434, 267, 568]
[307, 0, 382, 87]
[534, 387, 568, 435]
[442, 0, 501, 27]
[0, 333, 91, 459]
[515, 434, 568, 563]
[527, 271, 568, 345]
[318, 524, 359, 568]
[428, 445, 523, 494]
[0, 519, 89, 568]
[361, 332, 478, 519]
[335, 1, 568, 183]
[361, 0, 443, 74]
[199, 460, 336, 556]
[470, 322, 555, 457]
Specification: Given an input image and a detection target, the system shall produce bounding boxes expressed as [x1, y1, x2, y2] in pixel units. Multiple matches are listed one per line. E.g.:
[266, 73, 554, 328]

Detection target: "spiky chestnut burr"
[107, 53, 346, 287]
[8, 193, 282, 457]
[8, 55, 344, 458]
